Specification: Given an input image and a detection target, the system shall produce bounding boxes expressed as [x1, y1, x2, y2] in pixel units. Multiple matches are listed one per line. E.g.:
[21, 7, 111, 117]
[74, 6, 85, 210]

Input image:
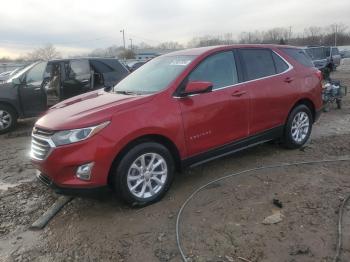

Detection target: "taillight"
[316, 70, 323, 81]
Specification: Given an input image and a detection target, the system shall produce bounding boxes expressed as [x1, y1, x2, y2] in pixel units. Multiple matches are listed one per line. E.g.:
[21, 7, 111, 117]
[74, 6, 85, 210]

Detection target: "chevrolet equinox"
[31, 45, 323, 206]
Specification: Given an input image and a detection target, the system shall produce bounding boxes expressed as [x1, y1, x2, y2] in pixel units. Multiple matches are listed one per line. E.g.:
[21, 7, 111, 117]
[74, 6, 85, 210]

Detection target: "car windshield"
[113, 55, 196, 94]
[6, 62, 38, 83]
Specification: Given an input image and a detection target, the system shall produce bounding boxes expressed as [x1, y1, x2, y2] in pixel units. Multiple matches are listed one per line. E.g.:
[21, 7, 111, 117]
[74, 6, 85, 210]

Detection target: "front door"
[18, 62, 47, 117]
[178, 51, 250, 157]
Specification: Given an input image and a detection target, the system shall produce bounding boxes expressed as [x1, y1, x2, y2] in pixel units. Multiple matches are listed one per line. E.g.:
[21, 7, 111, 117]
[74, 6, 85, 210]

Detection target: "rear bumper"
[36, 170, 109, 196]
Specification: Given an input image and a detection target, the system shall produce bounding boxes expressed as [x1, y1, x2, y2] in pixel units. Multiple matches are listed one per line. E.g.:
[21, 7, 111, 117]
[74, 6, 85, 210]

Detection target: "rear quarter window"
[272, 52, 289, 73]
[239, 49, 276, 81]
[280, 48, 314, 68]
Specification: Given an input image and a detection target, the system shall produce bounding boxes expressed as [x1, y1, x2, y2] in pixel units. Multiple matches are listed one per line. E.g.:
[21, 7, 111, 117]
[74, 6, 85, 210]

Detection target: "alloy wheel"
[291, 111, 309, 143]
[127, 153, 168, 199]
[0, 110, 12, 130]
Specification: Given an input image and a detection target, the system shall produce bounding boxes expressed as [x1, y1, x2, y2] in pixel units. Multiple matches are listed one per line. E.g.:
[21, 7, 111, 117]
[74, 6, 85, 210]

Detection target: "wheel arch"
[0, 100, 19, 118]
[288, 98, 316, 123]
[107, 134, 182, 185]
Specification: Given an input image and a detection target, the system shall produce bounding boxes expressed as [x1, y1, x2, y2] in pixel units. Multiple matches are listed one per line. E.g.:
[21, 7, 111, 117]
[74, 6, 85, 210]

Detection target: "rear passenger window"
[280, 48, 314, 68]
[239, 49, 276, 81]
[188, 51, 238, 90]
[272, 52, 289, 73]
[69, 60, 90, 80]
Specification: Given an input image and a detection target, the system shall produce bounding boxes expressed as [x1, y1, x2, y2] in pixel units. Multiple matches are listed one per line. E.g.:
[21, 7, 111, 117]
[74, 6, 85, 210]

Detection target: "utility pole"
[120, 29, 126, 49]
[334, 24, 338, 46]
[129, 38, 133, 50]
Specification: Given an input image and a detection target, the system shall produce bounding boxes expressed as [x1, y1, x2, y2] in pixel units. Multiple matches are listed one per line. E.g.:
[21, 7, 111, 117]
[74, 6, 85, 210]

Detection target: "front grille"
[31, 136, 52, 160]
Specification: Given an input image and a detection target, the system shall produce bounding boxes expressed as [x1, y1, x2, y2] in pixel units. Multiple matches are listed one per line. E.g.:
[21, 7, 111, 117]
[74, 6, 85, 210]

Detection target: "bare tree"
[89, 45, 124, 58]
[327, 23, 348, 46]
[137, 42, 153, 49]
[157, 41, 183, 50]
[118, 49, 136, 60]
[26, 44, 61, 61]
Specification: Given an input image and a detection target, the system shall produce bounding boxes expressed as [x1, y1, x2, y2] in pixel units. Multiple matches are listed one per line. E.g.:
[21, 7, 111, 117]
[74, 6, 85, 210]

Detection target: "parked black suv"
[0, 58, 129, 134]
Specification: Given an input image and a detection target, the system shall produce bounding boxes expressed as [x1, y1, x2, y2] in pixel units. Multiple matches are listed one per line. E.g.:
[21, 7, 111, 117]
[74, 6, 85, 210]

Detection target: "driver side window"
[25, 62, 47, 85]
[188, 51, 238, 90]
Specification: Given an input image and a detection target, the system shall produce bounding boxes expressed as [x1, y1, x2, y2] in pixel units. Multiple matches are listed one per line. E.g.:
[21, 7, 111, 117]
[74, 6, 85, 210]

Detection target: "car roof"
[48, 57, 120, 63]
[164, 44, 300, 57]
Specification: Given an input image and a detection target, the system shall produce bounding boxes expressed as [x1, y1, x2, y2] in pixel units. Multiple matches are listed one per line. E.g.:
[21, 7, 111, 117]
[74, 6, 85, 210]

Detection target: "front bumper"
[36, 170, 109, 195]
[31, 132, 117, 189]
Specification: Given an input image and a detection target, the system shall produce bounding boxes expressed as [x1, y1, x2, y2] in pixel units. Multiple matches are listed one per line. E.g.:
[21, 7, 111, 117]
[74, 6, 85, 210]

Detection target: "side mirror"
[12, 77, 22, 85]
[104, 85, 113, 92]
[183, 81, 213, 96]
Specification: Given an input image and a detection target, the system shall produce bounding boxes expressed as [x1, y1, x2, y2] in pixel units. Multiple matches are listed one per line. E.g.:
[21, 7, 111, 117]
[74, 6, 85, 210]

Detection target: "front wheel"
[283, 105, 313, 149]
[112, 142, 175, 206]
[0, 104, 17, 135]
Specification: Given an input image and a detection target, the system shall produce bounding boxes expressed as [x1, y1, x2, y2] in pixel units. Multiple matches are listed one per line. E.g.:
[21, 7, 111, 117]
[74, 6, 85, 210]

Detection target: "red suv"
[31, 45, 322, 205]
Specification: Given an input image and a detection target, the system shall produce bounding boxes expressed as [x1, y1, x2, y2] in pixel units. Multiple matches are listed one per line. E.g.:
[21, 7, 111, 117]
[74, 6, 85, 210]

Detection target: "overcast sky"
[1, 0, 349, 58]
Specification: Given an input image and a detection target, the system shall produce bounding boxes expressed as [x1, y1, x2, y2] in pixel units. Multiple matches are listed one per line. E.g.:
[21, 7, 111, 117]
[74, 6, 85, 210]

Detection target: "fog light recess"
[76, 162, 94, 181]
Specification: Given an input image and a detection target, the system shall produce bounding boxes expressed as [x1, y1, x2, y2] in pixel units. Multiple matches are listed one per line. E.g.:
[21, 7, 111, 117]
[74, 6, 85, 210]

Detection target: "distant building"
[135, 52, 159, 61]
[134, 48, 178, 61]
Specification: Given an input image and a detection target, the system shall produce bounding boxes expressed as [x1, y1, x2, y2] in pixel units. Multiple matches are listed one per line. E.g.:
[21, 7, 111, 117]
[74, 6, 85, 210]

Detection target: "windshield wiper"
[114, 90, 139, 95]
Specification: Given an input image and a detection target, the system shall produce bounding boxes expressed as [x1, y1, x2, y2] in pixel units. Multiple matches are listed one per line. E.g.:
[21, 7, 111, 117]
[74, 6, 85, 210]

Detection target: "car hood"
[36, 89, 153, 130]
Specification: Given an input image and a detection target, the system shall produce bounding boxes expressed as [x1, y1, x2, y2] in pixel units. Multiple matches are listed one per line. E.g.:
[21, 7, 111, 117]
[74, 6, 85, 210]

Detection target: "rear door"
[178, 51, 250, 156]
[238, 48, 296, 135]
[61, 59, 91, 100]
[18, 62, 47, 117]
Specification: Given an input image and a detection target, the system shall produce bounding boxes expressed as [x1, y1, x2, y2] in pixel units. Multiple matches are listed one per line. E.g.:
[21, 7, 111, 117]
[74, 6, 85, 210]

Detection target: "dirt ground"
[1, 61, 350, 262]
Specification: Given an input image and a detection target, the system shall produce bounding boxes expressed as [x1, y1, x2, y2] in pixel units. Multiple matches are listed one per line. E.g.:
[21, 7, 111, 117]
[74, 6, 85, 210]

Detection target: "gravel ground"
[0, 60, 350, 262]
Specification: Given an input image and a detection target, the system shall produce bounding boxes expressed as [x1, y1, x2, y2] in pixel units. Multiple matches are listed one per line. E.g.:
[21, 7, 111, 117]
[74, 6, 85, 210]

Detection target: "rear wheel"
[0, 104, 17, 134]
[283, 105, 313, 149]
[112, 142, 175, 206]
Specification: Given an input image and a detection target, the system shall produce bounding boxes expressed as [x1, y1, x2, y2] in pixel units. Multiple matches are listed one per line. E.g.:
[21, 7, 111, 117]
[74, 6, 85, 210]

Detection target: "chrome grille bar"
[30, 127, 56, 161]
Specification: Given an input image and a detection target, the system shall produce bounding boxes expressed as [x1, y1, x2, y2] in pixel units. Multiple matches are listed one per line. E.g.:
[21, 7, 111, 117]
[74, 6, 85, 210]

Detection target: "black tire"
[112, 142, 175, 206]
[282, 105, 313, 149]
[336, 99, 342, 109]
[0, 104, 17, 135]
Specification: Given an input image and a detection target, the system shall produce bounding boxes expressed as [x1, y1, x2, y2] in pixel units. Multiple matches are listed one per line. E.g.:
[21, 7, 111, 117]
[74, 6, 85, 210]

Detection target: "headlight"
[51, 121, 110, 146]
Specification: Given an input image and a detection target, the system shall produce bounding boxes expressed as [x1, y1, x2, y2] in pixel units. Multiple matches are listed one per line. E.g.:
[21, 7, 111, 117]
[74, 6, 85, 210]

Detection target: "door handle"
[284, 77, 294, 83]
[34, 87, 41, 91]
[81, 79, 89, 84]
[231, 90, 247, 97]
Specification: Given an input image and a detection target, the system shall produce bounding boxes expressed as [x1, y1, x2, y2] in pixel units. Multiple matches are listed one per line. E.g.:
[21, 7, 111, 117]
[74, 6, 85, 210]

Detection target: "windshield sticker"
[169, 59, 192, 66]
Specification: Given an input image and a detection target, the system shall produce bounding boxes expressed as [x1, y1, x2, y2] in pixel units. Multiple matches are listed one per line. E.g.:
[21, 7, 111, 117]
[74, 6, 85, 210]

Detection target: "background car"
[304, 46, 328, 70]
[0, 58, 129, 134]
[325, 46, 341, 68]
[0, 67, 25, 83]
[340, 49, 350, 58]
[126, 61, 146, 72]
